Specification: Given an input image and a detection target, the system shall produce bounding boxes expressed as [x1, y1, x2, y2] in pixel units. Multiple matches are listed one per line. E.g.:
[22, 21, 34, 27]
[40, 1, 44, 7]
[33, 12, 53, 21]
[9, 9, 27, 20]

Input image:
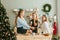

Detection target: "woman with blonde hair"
[41, 15, 53, 36]
[29, 11, 38, 33]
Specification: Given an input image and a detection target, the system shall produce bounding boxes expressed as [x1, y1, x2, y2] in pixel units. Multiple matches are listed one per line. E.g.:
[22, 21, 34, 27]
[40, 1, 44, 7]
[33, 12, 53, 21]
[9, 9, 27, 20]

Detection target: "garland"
[42, 4, 52, 12]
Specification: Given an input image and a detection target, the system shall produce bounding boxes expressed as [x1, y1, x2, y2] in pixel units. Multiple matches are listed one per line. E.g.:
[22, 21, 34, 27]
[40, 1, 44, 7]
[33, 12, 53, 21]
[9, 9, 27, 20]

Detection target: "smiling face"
[20, 10, 25, 17]
[18, 9, 25, 18]
[42, 15, 47, 22]
[32, 13, 37, 19]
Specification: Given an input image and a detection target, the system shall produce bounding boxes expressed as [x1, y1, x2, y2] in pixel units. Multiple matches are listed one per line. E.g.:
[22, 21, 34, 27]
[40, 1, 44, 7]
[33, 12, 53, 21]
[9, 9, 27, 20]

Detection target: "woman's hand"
[30, 27, 35, 30]
[34, 23, 37, 26]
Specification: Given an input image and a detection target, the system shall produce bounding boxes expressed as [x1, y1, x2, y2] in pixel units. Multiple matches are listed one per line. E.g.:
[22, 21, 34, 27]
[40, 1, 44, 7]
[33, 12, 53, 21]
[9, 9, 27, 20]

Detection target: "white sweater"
[41, 22, 52, 34]
[17, 17, 30, 29]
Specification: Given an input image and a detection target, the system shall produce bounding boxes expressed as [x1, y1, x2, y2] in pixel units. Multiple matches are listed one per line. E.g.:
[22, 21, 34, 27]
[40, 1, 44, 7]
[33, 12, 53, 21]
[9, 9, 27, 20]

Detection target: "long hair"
[32, 11, 38, 20]
[42, 15, 47, 23]
[14, 9, 24, 26]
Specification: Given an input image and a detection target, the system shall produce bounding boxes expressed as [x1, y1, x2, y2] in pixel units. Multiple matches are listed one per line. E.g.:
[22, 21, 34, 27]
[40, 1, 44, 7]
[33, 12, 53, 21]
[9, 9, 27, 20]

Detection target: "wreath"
[42, 4, 52, 12]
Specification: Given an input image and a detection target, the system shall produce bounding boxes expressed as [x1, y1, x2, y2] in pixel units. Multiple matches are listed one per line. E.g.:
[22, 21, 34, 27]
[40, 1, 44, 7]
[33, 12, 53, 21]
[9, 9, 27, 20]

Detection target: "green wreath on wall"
[42, 4, 52, 12]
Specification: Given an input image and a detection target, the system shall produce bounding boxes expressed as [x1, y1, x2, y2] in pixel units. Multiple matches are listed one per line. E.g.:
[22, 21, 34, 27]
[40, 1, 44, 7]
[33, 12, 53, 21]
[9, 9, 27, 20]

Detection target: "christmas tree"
[0, 2, 16, 40]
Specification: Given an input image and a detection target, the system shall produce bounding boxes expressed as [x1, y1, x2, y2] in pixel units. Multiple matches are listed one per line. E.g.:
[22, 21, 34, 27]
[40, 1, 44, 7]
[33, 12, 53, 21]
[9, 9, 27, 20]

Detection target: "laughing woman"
[29, 12, 38, 33]
[15, 9, 34, 35]
[41, 15, 53, 36]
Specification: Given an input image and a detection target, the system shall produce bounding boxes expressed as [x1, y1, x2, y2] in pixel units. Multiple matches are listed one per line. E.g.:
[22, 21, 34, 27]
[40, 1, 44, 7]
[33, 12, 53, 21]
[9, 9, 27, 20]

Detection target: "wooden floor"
[16, 34, 52, 40]
[15, 28, 52, 40]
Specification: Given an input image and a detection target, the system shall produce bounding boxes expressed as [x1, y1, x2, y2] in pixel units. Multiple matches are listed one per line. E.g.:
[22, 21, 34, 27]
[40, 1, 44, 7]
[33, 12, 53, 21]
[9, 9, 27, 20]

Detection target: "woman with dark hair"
[15, 9, 34, 35]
